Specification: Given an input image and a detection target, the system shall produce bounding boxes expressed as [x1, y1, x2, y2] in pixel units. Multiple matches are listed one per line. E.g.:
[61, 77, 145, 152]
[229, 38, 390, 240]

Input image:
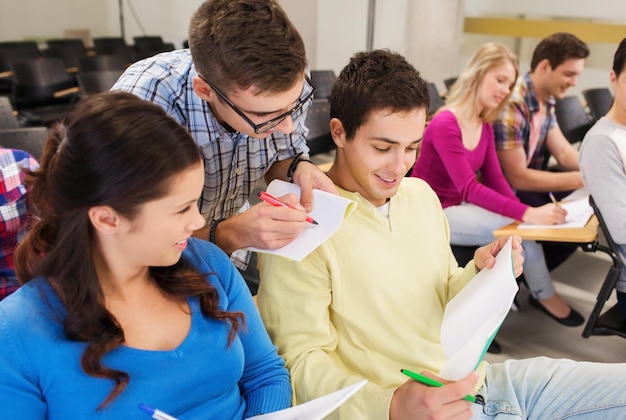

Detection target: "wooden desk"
[494, 214, 626, 339]
[493, 215, 599, 243]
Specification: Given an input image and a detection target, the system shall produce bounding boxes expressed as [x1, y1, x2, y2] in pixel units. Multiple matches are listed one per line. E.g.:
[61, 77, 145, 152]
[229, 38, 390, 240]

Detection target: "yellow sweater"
[257, 178, 482, 419]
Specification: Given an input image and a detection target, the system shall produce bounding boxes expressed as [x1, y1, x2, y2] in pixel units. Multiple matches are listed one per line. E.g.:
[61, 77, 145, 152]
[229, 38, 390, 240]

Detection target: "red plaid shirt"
[1, 147, 38, 300]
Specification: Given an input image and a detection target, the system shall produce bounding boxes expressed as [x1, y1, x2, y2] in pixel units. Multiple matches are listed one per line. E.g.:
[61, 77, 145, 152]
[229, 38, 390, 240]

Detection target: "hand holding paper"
[438, 237, 518, 380]
[248, 180, 357, 261]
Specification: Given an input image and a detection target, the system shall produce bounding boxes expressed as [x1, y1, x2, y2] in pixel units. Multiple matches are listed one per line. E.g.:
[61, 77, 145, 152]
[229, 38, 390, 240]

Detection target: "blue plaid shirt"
[493, 72, 556, 170]
[112, 50, 312, 268]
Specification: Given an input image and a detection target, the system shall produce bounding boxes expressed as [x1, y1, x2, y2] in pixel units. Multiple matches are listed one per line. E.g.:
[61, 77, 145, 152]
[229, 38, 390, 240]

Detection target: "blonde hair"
[445, 42, 519, 123]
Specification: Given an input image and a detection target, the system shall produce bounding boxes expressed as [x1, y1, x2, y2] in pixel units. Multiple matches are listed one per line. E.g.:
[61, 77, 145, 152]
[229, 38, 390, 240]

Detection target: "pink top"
[411, 110, 528, 221]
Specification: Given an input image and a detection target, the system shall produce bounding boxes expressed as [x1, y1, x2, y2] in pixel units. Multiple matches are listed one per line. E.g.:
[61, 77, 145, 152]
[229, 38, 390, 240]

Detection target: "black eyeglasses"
[200, 75, 316, 134]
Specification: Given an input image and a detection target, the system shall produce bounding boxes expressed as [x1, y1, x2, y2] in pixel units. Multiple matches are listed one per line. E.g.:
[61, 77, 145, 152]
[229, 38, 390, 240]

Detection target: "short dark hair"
[330, 49, 429, 139]
[613, 38, 626, 77]
[530, 32, 589, 72]
[188, 0, 307, 94]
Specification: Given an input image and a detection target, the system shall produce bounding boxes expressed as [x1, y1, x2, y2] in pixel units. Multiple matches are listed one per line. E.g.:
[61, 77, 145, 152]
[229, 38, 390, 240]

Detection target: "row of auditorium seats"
[0, 67, 339, 160]
[0, 36, 176, 127]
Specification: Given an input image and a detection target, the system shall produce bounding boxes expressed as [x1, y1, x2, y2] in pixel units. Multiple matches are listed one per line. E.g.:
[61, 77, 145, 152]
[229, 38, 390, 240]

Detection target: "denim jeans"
[444, 204, 555, 299]
[471, 357, 626, 418]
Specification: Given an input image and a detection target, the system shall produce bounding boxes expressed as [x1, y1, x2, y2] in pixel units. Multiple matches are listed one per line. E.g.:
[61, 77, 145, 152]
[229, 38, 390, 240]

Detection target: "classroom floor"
[486, 247, 625, 364]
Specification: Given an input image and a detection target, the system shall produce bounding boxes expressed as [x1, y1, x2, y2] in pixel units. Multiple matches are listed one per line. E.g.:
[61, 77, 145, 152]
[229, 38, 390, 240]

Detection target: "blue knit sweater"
[0, 238, 291, 419]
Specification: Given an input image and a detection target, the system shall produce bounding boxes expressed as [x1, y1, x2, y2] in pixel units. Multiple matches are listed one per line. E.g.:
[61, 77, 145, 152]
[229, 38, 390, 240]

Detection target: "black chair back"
[0, 96, 20, 129]
[554, 96, 594, 145]
[45, 38, 87, 68]
[582, 88, 613, 121]
[92, 37, 136, 64]
[427, 82, 444, 116]
[0, 41, 41, 62]
[77, 70, 124, 95]
[10, 58, 78, 109]
[132, 36, 174, 60]
[78, 54, 127, 72]
[310, 70, 336, 100]
[0, 127, 48, 159]
[444, 76, 458, 92]
[304, 99, 335, 156]
[582, 196, 626, 338]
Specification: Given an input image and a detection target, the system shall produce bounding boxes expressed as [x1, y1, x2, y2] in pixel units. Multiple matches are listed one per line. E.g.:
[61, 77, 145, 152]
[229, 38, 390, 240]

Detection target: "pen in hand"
[258, 191, 319, 225]
[400, 368, 485, 406]
[548, 192, 560, 207]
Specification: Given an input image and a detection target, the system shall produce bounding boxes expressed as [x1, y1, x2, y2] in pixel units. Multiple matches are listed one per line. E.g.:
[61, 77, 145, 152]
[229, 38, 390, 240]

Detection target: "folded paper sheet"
[248, 180, 357, 261]
[438, 237, 518, 381]
[246, 380, 367, 420]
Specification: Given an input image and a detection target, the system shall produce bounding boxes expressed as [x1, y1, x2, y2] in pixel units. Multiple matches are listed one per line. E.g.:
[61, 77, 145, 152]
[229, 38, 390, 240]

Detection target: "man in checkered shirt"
[112, 0, 337, 294]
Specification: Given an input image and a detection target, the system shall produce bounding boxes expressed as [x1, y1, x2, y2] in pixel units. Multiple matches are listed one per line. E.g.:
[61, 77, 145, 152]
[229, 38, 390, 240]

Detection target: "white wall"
[0, 0, 203, 48]
[1, 0, 623, 94]
[461, 0, 626, 96]
[465, 0, 626, 21]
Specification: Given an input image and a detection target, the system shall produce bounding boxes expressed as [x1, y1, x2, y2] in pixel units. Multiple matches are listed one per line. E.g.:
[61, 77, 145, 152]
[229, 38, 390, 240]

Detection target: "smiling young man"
[256, 49, 626, 420]
[493, 33, 588, 203]
[112, 0, 336, 294]
[492, 32, 589, 275]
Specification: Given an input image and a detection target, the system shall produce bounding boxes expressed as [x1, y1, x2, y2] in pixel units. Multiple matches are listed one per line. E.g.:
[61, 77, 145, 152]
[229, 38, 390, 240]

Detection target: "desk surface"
[493, 215, 599, 243]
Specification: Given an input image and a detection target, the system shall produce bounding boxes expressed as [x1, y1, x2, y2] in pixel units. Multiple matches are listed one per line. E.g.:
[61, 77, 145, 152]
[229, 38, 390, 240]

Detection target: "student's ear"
[610, 70, 618, 86]
[192, 76, 213, 102]
[88, 206, 123, 235]
[330, 118, 347, 148]
[537, 58, 552, 74]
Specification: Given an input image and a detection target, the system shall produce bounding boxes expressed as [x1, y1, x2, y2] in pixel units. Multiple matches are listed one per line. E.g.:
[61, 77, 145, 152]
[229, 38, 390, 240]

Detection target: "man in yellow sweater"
[257, 49, 626, 419]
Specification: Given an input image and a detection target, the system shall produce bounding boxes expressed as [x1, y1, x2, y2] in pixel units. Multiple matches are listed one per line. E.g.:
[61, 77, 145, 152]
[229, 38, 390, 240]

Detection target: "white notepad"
[247, 180, 357, 261]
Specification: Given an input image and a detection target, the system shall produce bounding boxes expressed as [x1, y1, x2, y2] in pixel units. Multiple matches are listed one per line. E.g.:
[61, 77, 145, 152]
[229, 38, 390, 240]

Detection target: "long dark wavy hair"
[14, 91, 244, 409]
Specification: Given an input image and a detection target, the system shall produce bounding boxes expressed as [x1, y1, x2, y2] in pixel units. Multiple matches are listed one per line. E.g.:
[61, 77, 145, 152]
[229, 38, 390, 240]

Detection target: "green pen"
[400, 368, 484, 406]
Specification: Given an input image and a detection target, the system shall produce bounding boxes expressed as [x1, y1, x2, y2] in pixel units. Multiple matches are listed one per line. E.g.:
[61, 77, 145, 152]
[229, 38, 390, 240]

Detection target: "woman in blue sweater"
[0, 92, 291, 419]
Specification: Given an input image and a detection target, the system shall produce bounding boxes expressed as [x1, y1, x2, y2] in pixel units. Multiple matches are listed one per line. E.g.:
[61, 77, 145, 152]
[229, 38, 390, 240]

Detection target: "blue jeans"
[444, 204, 555, 300]
[472, 357, 626, 418]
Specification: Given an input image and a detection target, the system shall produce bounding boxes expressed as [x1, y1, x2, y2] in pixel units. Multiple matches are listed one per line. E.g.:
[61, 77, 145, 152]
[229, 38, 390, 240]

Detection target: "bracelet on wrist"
[209, 218, 225, 244]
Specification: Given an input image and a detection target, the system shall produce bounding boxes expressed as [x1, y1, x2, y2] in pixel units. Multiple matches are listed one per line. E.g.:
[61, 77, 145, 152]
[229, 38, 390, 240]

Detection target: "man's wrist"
[286, 152, 314, 183]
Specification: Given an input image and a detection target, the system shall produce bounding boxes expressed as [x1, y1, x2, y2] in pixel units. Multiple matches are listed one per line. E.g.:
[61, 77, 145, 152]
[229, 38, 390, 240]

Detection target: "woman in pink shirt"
[412, 43, 583, 326]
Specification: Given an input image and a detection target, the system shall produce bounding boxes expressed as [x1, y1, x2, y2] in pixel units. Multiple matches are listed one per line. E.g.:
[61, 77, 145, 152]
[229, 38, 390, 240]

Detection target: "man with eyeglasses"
[112, 0, 336, 294]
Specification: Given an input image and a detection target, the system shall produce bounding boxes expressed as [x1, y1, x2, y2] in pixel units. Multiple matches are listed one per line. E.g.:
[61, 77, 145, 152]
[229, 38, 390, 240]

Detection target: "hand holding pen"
[390, 369, 482, 419]
[523, 193, 567, 225]
[400, 369, 483, 405]
[258, 191, 319, 225]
